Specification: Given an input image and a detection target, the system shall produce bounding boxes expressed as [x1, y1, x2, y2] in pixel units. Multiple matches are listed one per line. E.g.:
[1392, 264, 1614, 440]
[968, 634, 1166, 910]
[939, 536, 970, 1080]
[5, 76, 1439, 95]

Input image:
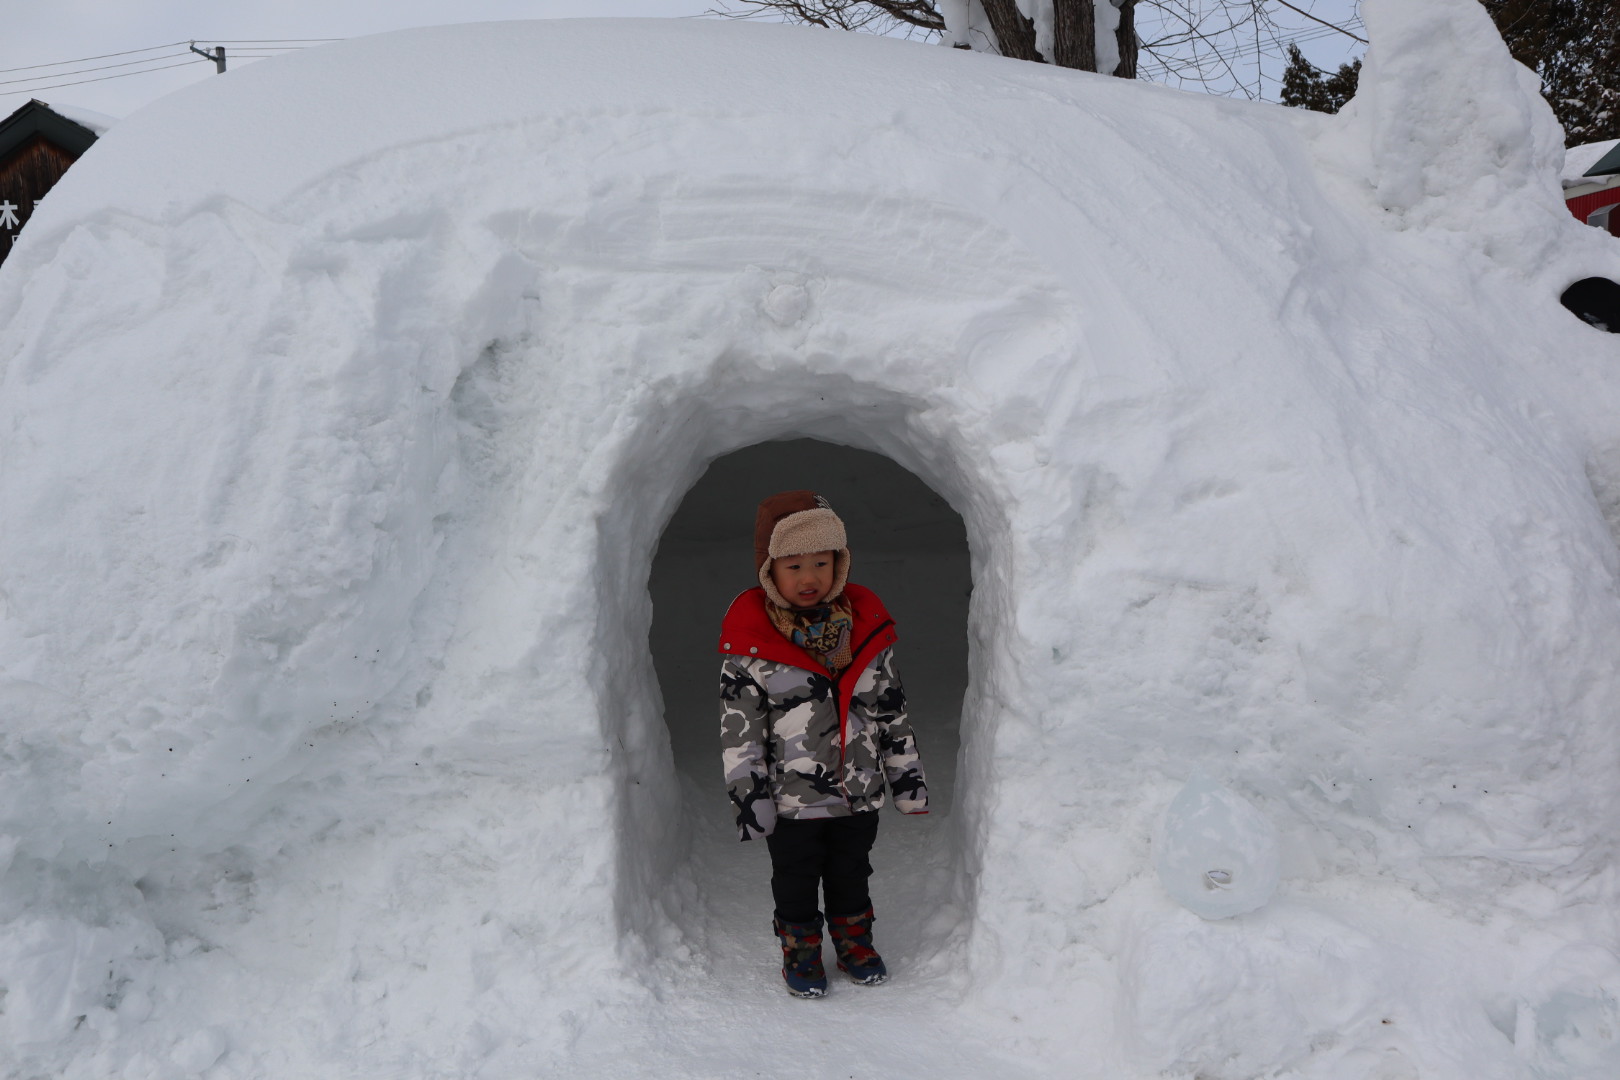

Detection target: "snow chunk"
[1154, 772, 1280, 919]
[172, 1026, 229, 1074]
[0, 917, 136, 1045]
[1530, 990, 1620, 1074]
[1325, 0, 1566, 252]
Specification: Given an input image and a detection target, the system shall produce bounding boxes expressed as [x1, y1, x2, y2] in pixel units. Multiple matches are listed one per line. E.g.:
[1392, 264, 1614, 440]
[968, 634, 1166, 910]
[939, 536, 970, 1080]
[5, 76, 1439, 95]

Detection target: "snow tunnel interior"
[1562, 276, 1620, 333]
[646, 438, 971, 943]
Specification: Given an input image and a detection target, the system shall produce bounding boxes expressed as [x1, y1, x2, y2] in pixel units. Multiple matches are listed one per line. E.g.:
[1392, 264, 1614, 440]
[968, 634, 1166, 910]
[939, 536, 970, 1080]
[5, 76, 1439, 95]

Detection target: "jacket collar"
[719, 583, 895, 673]
[719, 583, 899, 767]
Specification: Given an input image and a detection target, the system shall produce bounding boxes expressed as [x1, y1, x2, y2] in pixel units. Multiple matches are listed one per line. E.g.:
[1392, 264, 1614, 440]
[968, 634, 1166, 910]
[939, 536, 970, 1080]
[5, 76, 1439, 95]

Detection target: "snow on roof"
[39, 100, 119, 134]
[1563, 138, 1620, 186]
[0, 98, 107, 160]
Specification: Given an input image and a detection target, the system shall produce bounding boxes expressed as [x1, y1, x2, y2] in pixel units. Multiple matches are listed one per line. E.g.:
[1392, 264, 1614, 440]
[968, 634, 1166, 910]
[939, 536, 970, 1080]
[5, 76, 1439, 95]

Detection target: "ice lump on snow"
[1155, 771, 1280, 919]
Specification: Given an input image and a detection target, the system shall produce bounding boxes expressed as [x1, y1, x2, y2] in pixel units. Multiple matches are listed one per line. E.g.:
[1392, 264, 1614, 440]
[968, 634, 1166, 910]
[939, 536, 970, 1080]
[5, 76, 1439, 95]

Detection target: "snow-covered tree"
[1279, 41, 1359, 113]
[1480, 0, 1620, 147]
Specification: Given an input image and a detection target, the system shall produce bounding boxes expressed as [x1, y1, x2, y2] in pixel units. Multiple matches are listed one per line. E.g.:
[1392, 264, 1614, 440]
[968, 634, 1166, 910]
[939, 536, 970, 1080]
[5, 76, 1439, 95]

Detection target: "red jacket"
[718, 582, 899, 758]
[717, 583, 925, 840]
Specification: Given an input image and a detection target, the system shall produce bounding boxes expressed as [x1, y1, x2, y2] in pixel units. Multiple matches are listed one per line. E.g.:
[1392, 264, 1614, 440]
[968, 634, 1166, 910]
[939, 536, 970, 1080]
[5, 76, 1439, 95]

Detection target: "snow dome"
[3, 0, 1620, 1076]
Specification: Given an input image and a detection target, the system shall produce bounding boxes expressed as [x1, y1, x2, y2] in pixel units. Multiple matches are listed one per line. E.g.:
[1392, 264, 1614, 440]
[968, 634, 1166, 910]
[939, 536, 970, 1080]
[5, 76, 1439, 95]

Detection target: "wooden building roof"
[0, 99, 100, 162]
[0, 99, 103, 267]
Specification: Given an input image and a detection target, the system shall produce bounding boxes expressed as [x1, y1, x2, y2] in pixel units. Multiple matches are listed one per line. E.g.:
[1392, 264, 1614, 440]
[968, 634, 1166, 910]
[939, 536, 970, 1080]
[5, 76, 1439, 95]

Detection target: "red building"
[1565, 139, 1620, 236]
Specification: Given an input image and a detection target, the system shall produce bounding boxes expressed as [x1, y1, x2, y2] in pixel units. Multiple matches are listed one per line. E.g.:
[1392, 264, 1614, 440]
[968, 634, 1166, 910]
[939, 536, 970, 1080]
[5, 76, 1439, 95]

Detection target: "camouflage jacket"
[718, 584, 928, 841]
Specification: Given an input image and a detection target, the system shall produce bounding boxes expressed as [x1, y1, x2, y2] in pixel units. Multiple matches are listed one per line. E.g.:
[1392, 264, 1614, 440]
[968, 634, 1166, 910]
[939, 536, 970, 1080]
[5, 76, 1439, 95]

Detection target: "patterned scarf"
[767, 595, 855, 674]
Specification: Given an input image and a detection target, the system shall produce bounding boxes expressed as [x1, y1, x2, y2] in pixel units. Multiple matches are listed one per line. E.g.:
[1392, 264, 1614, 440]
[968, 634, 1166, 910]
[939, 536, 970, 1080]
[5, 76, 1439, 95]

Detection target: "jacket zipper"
[832, 618, 895, 784]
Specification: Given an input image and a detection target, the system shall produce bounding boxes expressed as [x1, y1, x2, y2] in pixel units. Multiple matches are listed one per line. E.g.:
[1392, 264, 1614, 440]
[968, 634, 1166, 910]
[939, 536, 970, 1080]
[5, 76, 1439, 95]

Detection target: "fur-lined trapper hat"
[753, 490, 850, 608]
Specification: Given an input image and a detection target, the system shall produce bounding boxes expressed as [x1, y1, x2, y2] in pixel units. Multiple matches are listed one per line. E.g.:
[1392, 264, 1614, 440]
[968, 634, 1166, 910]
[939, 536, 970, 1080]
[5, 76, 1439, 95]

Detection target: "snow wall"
[4, 0, 1620, 1076]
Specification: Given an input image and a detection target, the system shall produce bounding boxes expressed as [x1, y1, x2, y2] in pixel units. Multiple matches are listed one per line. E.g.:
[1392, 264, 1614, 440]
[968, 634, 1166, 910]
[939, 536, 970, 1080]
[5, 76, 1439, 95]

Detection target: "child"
[717, 489, 929, 998]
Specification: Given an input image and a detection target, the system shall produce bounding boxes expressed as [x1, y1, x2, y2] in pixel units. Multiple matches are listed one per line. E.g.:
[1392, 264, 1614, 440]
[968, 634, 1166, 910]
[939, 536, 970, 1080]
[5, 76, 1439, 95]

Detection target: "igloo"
[2, 1, 1620, 1076]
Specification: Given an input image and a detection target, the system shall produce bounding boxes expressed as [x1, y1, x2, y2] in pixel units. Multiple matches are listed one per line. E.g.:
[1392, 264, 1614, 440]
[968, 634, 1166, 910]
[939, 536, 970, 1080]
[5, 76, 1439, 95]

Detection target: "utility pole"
[188, 42, 226, 73]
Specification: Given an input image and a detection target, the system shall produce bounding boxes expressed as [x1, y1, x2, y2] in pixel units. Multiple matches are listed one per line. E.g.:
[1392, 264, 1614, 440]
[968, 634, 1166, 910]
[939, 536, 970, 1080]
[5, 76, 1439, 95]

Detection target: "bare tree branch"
[863, 0, 947, 31]
[709, 0, 938, 34]
[1270, 0, 1367, 43]
[704, 0, 1364, 99]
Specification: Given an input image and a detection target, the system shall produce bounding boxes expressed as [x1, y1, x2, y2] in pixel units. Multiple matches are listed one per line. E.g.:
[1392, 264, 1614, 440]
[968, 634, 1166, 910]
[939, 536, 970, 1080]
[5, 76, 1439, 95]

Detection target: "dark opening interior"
[648, 438, 970, 950]
[1560, 276, 1620, 333]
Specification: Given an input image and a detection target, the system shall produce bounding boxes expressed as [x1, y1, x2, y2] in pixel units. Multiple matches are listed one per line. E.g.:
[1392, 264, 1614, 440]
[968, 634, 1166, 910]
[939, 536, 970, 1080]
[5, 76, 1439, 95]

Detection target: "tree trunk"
[979, 0, 1043, 62]
[1113, 0, 1138, 78]
[1052, 0, 1097, 71]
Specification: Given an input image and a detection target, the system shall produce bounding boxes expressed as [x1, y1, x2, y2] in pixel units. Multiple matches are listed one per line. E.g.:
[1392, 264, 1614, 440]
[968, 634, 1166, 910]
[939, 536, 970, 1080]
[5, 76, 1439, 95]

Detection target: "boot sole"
[838, 966, 888, 986]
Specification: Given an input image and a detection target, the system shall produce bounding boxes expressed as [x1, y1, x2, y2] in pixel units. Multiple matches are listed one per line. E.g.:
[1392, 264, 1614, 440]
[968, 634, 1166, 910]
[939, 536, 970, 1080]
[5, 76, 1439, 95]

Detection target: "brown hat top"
[753, 490, 832, 569]
[753, 490, 851, 607]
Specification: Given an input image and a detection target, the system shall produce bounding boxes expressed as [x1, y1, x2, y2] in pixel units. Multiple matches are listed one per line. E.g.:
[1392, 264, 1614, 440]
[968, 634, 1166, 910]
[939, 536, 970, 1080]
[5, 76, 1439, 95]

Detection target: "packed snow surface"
[4, 1, 1620, 1077]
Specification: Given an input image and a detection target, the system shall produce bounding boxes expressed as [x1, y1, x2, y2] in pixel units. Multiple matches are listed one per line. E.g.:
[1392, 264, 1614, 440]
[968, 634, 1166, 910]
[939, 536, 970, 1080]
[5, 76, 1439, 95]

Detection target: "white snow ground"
[3, 1, 1620, 1077]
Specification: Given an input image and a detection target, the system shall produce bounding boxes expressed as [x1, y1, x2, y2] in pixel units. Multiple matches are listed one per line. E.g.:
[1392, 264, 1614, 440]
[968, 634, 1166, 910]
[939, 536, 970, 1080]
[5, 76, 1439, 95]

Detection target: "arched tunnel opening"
[647, 437, 971, 965]
[1561, 276, 1620, 333]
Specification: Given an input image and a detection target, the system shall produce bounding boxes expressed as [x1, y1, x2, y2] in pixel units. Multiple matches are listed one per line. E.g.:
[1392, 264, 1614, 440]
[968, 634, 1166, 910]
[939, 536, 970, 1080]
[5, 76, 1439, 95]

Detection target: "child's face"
[771, 550, 837, 609]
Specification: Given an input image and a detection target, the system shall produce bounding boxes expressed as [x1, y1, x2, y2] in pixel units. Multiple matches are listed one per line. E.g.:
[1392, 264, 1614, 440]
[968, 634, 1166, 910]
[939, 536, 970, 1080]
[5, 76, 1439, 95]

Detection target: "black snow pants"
[765, 810, 881, 924]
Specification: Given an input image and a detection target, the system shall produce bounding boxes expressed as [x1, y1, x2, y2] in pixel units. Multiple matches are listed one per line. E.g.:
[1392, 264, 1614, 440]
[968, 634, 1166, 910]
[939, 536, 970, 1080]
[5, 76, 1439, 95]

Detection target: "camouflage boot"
[772, 914, 828, 998]
[827, 907, 888, 985]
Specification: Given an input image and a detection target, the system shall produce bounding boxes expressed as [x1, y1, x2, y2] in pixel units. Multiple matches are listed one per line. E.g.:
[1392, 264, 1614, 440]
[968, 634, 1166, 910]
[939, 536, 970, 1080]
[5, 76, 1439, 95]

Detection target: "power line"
[0, 59, 207, 98]
[1272, 0, 1366, 42]
[1135, 19, 1365, 97]
[0, 50, 193, 88]
[0, 38, 341, 99]
[0, 41, 189, 76]
[1143, 17, 1362, 54]
[1139, 19, 1363, 74]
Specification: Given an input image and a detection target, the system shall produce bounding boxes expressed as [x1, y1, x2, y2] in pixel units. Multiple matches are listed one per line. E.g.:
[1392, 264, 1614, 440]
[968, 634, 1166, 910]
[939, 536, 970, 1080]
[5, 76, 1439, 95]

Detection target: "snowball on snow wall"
[1155, 772, 1280, 919]
[1, 10, 1620, 1079]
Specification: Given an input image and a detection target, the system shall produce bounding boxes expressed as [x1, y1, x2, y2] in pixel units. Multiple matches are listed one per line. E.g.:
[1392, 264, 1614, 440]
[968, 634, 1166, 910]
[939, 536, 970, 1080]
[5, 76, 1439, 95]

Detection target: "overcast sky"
[2, 0, 1363, 121]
